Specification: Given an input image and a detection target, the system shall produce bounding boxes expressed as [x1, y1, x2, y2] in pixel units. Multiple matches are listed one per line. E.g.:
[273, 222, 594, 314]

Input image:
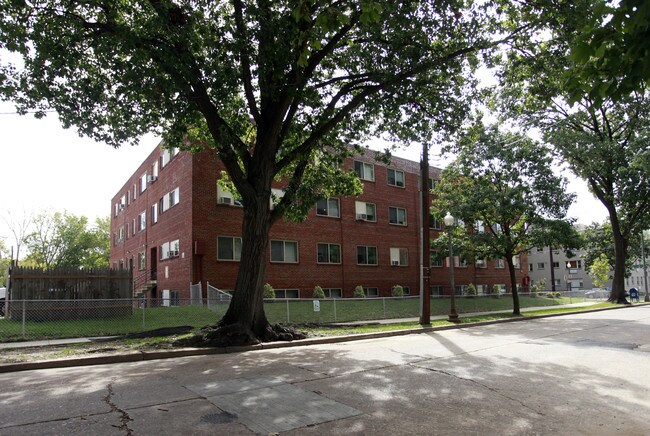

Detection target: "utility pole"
[420, 142, 431, 326]
[642, 231, 649, 302]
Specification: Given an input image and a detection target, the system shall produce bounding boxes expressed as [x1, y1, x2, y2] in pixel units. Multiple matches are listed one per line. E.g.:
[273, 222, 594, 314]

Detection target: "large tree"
[24, 211, 109, 269]
[0, 1, 534, 344]
[432, 123, 577, 315]
[498, 0, 650, 304]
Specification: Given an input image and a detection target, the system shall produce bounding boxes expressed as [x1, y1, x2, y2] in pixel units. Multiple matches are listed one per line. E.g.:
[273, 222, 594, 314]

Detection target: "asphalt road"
[0, 306, 648, 435]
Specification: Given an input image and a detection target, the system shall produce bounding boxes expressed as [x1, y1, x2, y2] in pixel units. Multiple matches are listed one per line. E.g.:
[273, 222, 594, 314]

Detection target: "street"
[1, 306, 649, 435]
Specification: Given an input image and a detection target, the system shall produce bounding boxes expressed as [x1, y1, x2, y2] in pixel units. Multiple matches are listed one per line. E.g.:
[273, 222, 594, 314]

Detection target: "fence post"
[333, 298, 337, 322]
[383, 297, 386, 318]
[286, 299, 290, 324]
[22, 300, 26, 339]
[141, 297, 146, 332]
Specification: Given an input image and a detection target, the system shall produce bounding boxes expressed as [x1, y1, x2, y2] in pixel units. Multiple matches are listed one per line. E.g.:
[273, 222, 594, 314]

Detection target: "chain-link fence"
[0, 290, 608, 343]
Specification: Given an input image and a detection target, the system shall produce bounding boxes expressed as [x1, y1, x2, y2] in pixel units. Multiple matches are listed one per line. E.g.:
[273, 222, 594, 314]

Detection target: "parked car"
[585, 288, 609, 299]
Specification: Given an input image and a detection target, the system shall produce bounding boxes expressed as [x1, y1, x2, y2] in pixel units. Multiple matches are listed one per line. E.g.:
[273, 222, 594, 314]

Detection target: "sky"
[0, 100, 609, 255]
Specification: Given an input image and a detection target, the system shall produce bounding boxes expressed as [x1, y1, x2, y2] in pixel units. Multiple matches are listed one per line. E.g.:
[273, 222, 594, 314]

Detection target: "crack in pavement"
[410, 363, 545, 417]
[103, 379, 134, 435]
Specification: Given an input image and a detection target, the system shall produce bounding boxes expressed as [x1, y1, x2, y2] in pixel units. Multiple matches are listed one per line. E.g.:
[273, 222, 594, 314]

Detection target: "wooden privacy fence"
[7, 267, 133, 321]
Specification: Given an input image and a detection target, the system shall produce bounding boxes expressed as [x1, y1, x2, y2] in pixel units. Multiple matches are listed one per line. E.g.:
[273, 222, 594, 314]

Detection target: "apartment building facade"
[110, 143, 529, 300]
[527, 246, 615, 292]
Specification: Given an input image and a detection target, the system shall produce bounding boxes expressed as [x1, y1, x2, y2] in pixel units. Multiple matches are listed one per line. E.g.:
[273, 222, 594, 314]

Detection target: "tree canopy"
[432, 123, 577, 314]
[0, 0, 549, 344]
[24, 212, 110, 269]
[497, 0, 650, 303]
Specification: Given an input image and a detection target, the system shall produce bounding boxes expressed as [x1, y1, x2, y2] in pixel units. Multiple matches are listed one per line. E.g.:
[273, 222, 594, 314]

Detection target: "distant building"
[110, 143, 527, 301]
[527, 245, 614, 292]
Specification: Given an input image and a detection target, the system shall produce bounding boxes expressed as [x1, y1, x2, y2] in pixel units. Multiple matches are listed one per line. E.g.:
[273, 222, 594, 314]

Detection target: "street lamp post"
[444, 212, 460, 323]
[642, 231, 649, 302]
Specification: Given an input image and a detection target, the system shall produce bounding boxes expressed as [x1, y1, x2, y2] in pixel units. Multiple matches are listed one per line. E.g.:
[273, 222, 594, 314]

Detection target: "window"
[274, 289, 300, 299]
[317, 243, 341, 264]
[363, 287, 379, 297]
[529, 264, 534, 272]
[475, 221, 485, 233]
[140, 173, 148, 193]
[152, 160, 159, 178]
[357, 246, 378, 265]
[270, 240, 298, 263]
[139, 211, 146, 231]
[495, 258, 505, 268]
[355, 201, 377, 222]
[151, 203, 158, 225]
[160, 239, 180, 260]
[161, 187, 180, 212]
[567, 260, 582, 270]
[476, 284, 488, 295]
[161, 147, 179, 167]
[218, 236, 242, 261]
[217, 184, 243, 206]
[270, 188, 285, 210]
[162, 289, 180, 307]
[390, 247, 408, 266]
[354, 160, 375, 181]
[133, 184, 137, 200]
[118, 226, 124, 244]
[458, 255, 468, 267]
[428, 178, 436, 190]
[552, 261, 559, 268]
[132, 218, 136, 236]
[430, 251, 444, 267]
[125, 223, 129, 239]
[429, 215, 442, 230]
[120, 194, 126, 209]
[138, 252, 146, 270]
[476, 258, 486, 268]
[316, 198, 340, 218]
[536, 247, 544, 252]
[512, 255, 521, 269]
[388, 207, 407, 225]
[322, 288, 342, 298]
[537, 262, 545, 270]
[402, 286, 411, 295]
[127, 190, 131, 205]
[430, 285, 443, 296]
[387, 168, 405, 187]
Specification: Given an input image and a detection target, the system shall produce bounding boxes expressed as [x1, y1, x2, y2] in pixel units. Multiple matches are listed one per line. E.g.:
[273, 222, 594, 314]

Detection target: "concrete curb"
[0, 303, 642, 373]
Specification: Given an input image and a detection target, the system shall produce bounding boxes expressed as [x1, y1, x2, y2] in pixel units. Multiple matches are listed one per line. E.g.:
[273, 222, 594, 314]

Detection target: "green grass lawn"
[0, 295, 593, 342]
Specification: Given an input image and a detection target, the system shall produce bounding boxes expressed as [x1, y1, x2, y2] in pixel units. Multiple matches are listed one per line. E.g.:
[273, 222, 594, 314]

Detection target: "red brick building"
[109, 143, 528, 300]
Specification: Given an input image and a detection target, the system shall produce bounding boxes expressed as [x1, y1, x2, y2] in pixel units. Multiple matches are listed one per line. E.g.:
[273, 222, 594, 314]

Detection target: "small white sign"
[313, 300, 320, 312]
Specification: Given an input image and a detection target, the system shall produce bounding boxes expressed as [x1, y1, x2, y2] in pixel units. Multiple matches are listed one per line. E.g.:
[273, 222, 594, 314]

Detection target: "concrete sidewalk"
[0, 305, 648, 435]
[0, 301, 601, 351]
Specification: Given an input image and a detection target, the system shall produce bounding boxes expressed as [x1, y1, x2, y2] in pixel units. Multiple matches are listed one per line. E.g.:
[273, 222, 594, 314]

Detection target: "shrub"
[313, 285, 325, 299]
[263, 283, 275, 299]
[391, 285, 404, 297]
[466, 284, 477, 298]
[490, 285, 501, 298]
[546, 291, 561, 299]
[353, 285, 366, 298]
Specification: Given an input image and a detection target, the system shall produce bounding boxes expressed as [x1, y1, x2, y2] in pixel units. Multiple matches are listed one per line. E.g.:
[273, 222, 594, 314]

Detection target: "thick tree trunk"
[507, 258, 521, 315]
[609, 223, 629, 304]
[218, 197, 272, 342]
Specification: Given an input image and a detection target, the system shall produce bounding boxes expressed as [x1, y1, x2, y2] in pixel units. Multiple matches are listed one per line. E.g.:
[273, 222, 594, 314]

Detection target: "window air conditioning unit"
[147, 175, 157, 182]
[119, 204, 125, 210]
[391, 260, 400, 266]
[219, 197, 232, 205]
[170, 250, 179, 257]
[397, 221, 405, 225]
[356, 213, 367, 221]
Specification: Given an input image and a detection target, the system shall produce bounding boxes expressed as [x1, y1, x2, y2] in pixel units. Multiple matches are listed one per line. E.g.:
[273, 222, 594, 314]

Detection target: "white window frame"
[217, 184, 243, 207]
[161, 147, 179, 167]
[476, 258, 487, 268]
[354, 160, 375, 181]
[140, 173, 148, 193]
[389, 247, 408, 266]
[387, 168, 405, 187]
[160, 239, 180, 260]
[218, 236, 242, 261]
[151, 203, 158, 225]
[139, 211, 146, 232]
[495, 258, 505, 269]
[355, 201, 377, 222]
[357, 245, 378, 265]
[316, 198, 340, 218]
[270, 240, 299, 263]
[388, 206, 407, 226]
[317, 243, 341, 264]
